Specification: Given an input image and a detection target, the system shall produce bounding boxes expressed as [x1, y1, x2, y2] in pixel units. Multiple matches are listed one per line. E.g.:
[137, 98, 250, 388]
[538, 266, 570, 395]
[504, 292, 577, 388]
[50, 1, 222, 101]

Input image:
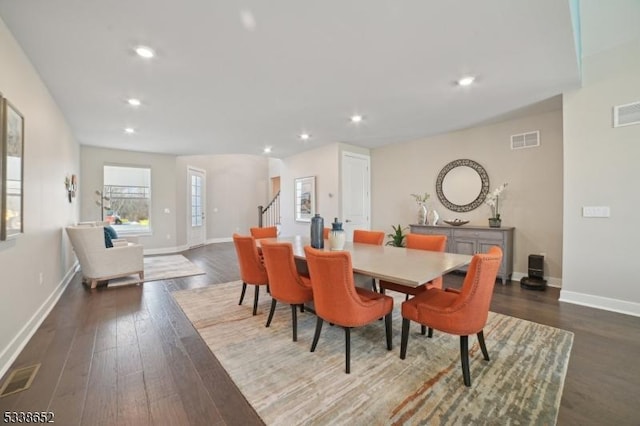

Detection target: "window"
[103, 165, 151, 234]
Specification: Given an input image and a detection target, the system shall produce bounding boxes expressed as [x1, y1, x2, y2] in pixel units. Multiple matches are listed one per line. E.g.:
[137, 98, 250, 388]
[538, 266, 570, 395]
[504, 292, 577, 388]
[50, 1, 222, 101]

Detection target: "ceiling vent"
[511, 131, 540, 150]
[613, 101, 640, 128]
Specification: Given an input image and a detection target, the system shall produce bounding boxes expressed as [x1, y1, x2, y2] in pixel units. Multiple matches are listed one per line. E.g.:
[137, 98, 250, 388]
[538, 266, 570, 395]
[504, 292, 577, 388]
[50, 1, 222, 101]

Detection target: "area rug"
[108, 254, 205, 287]
[172, 281, 573, 425]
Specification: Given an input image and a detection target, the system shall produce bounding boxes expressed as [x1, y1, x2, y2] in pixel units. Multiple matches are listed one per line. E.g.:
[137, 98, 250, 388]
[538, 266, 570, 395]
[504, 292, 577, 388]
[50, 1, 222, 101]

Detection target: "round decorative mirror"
[436, 159, 489, 212]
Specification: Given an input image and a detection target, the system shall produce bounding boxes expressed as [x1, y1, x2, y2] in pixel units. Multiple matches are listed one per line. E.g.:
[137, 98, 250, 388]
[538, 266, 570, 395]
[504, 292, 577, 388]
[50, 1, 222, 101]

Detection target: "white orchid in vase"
[485, 183, 508, 220]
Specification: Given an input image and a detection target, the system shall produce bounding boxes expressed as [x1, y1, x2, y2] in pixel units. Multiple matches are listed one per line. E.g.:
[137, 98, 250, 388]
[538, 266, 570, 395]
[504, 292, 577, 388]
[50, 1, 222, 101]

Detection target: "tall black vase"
[310, 214, 324, 248]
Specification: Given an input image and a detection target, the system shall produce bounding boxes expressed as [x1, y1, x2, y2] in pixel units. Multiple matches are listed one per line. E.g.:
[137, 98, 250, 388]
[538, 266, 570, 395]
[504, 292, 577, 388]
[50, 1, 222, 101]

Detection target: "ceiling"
[0, 0, 581, 158]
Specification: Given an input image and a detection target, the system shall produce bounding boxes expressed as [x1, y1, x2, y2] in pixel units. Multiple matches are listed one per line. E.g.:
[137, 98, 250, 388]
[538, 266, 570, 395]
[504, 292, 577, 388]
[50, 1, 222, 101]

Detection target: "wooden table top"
[258, 236, 472, 288]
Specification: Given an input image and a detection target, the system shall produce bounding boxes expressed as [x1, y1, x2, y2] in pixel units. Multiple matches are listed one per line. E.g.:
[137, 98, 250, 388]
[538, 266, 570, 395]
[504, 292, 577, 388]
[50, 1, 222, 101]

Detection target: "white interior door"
[188, 167, 206, 247]
[341, 152, 371, 241]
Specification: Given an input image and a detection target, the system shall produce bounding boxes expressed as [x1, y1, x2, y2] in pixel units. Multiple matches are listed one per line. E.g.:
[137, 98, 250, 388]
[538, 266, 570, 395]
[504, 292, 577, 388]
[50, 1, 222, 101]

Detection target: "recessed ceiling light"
[350, 115, 363, 124]
[300, 133, 311, 141]
[135, 46, 155, 58]
[240, 9, 257, 31]
[128, 98, 141, 107]
[457, 76, 475, 86]
[263, 147, 272, 154]
[124, 127, 136, 134]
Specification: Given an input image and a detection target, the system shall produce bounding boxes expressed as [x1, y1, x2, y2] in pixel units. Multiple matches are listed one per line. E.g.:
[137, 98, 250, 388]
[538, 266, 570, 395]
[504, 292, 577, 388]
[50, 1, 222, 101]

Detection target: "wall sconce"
[65, 174, 77, 203]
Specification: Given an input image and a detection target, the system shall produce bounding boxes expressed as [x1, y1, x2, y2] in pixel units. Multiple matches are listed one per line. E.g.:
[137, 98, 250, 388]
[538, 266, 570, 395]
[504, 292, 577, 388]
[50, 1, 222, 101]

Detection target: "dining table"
[258, 235, 473, 289]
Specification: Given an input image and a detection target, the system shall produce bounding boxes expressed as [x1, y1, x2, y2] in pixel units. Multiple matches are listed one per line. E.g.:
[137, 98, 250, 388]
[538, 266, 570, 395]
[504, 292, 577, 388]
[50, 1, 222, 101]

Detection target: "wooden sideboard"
[410, 224, 514, 284]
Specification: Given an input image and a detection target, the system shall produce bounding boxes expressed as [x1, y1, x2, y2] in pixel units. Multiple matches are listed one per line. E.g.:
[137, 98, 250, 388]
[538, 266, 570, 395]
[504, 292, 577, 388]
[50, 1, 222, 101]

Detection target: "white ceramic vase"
[329, 229, 346, 250]
[418, 203, 428, 225]
[427, 209, 439, 226]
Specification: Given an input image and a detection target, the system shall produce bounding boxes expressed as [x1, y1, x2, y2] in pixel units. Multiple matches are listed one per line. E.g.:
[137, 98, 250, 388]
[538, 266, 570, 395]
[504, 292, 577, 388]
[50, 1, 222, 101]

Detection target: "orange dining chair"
[352, 229, 385, 245]
[304, 246, 393, 374]
[250, 226, 278, 239]
[379, 234, 448, 300]
[233, 234, 270, 315]
[400, 246, 503, 387]
[261, 240, 314, 341]
[352, 229, 385, 291]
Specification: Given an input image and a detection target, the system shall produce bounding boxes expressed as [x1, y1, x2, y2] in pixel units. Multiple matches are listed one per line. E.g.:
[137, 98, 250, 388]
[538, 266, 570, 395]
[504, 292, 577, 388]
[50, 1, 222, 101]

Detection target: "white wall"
[279, 143, 341, 237]
[371, 109, 564, 282]
[80, 146, 177, 251]
[561, 39, 640, 315]
[0, 17, 80, 375]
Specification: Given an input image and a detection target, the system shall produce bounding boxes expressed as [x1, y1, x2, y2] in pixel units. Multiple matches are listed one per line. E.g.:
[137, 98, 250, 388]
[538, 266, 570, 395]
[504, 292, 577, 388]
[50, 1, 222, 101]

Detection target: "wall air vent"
[613, 101, 640, 127]
[511, 131, 540, 150]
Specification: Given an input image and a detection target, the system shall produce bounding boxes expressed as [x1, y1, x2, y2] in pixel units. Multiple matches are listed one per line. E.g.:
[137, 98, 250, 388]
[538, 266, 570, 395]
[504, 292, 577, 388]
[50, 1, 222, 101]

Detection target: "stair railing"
[258, 190, 281, 227]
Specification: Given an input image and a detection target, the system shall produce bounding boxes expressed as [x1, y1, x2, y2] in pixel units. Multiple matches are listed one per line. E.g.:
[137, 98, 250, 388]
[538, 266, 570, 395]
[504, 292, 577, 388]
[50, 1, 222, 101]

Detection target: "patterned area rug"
[107, 254, 205, 287]
[172, 281, 573, 425]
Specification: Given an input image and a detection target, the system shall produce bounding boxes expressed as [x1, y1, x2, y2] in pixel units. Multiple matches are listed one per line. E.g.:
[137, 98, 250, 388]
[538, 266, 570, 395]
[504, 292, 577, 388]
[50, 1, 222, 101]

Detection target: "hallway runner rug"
[107, 254, 205, 287]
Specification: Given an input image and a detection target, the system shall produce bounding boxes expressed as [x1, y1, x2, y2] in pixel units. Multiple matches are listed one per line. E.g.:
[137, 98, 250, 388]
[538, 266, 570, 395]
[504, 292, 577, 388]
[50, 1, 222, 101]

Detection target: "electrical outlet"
[39, 272, 44, 285]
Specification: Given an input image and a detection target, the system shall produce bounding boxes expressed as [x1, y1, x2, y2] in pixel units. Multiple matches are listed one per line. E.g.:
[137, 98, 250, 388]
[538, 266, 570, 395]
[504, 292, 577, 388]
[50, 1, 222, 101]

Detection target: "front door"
[341, 152, 371, 241]
[188, 167, 206, 248]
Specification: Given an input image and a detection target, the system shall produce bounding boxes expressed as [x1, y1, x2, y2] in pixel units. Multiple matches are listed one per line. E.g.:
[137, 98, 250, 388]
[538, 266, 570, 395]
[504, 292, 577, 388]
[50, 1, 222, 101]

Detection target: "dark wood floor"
[1, 242, 639, 425]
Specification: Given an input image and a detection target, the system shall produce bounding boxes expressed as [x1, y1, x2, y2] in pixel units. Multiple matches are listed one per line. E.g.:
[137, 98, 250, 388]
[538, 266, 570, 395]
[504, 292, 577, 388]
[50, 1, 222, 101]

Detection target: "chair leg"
[421, 325, 426, 335]
[344, 327, 351, 374]
[384, 312, 392, 350]
[300, 305, 305, 313]
[265, 299, 277, 327]
[428, 327, 433, 338]
[460, 335, 471, 387]
[310, 317, 324, 352]
[238, 282, 247, 305]
[405, 294, 409, 301]
[477, 330, 490, 361]
[371, 278, 378, 292]
[400, 318, 410, 359]
[252, 285, 260, 316]
[291, 305, 298, 342]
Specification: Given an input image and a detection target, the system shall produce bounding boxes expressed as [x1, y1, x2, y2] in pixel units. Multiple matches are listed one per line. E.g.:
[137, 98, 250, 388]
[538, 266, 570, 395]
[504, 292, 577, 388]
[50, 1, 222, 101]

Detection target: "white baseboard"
[559, 290, 640, 317]
[143, 238, 232, 256]
[0, 262, 78, 379]
[511, 271, 562, 288]
[143, 244, 189, 255]
[206, 237, 233, 244]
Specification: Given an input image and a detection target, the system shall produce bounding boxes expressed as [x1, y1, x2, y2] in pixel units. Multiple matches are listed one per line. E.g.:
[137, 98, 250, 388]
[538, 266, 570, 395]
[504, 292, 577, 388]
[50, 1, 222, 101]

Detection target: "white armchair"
[66, 225, 144, 289]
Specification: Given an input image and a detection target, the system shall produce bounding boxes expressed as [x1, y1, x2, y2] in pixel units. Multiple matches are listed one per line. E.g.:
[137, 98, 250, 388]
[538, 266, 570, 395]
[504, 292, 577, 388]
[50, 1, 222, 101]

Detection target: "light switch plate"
[582, 206, 610, 218]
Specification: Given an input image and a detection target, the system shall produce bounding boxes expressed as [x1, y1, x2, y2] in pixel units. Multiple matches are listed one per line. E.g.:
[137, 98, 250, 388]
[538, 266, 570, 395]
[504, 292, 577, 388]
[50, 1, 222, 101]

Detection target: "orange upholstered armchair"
[400, 246, 503, 386]
[250, 226, 278, 239]
[352, 229, 385, 291]
[304, 246, 393, 373]
[233, 234, 270, 315]
[261, 240, 314, 341]
[380, 234, 448, 300]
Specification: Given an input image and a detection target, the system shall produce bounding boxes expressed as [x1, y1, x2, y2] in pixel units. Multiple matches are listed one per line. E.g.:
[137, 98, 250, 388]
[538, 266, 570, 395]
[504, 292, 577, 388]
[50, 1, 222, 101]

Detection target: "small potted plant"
[386, 224, 408, 247]
[485, 183, 508, 227]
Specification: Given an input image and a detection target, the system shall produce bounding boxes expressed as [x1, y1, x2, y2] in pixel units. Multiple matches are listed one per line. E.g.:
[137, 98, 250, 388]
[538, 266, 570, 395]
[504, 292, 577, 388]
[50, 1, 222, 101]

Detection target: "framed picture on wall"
[294, 176, 315, 222]
[1, 98, 25, 240]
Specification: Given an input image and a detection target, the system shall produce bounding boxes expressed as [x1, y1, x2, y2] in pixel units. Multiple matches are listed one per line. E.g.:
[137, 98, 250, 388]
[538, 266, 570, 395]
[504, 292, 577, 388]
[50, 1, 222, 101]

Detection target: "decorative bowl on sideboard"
[443, 219, 469, 226]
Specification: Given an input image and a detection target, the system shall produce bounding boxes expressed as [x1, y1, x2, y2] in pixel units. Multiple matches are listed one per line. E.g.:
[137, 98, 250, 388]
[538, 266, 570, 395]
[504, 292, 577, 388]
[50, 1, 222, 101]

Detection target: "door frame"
[187, 166, 207, 248]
